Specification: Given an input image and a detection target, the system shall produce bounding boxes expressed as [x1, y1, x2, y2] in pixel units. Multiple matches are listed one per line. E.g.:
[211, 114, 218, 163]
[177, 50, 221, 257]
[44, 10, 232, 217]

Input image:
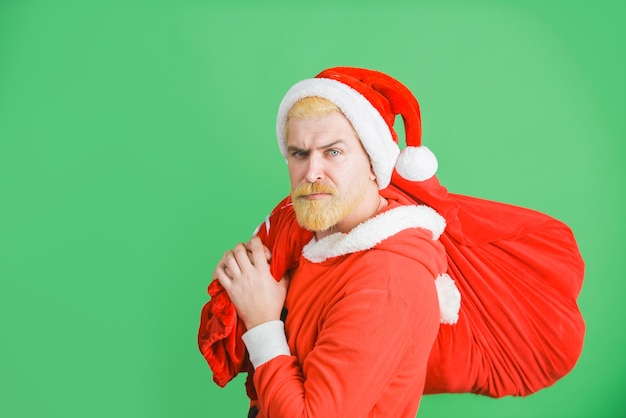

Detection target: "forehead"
[286, 111, 360, 147]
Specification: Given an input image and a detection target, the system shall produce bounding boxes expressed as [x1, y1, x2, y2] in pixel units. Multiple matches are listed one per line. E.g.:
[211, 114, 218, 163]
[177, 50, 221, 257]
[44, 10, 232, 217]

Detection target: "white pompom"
[435, 274, 461, 325]
[395, 145, 438, 181]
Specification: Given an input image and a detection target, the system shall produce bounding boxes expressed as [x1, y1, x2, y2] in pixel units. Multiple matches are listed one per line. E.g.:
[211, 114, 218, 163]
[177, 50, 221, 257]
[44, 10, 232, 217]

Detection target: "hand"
[214, 236, 289, 330]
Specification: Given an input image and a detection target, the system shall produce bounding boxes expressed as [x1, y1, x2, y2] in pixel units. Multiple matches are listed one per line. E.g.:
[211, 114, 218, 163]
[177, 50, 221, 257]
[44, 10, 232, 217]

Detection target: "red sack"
[198, 175, 585, 398]
[391, 173, 585, 397]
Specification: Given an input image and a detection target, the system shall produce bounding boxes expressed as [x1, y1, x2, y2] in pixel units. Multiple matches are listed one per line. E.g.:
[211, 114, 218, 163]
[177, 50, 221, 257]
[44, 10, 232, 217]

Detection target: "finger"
[224, 266, 233, 278]
[246, 236, 271, 269]
[214, 264, 232, 291]
[232, 244, 253, 271]
[224, 250, 243, 278]
[245, 238, 272, 261]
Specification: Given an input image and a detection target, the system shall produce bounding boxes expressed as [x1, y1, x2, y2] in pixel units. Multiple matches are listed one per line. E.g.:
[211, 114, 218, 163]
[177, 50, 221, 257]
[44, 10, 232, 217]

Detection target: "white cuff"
[242, 320, 291, 369]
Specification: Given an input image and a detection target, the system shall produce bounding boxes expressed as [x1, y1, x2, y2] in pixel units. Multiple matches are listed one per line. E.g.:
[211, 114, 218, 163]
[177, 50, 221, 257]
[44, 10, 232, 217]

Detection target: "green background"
[1, 0, 624, 417]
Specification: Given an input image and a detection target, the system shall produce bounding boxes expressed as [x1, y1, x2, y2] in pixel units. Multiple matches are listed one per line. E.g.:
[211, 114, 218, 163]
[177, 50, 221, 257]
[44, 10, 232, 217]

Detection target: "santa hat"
[276, 66, 438, 189]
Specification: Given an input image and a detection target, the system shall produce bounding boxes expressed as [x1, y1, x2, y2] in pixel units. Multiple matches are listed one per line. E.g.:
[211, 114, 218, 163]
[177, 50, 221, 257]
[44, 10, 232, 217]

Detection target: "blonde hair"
[287, 96, 339, 120]
[284, 97, 341, 138]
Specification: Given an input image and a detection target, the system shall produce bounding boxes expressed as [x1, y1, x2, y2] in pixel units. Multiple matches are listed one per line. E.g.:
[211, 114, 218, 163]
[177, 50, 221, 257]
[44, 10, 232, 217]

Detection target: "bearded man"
[213, 67, 449, 417]
[201, 66, 585, 417]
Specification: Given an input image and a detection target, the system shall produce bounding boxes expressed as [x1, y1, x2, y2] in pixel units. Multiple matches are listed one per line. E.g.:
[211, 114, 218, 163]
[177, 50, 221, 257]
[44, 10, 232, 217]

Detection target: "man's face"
[286, 111, 377, 233]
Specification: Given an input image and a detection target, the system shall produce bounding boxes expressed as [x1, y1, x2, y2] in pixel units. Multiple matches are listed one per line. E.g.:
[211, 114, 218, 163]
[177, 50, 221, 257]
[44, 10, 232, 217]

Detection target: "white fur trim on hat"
[435, 273, 461, 324]
[395, 145, 438, 181]
[276, 78, 400, 189]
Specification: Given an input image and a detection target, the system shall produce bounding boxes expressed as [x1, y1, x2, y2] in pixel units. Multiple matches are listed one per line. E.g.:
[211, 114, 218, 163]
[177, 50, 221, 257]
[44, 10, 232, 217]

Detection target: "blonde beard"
[291, 179, 368, 232]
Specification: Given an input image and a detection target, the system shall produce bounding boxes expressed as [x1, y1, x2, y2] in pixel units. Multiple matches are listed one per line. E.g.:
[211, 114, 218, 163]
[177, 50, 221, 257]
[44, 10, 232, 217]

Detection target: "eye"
[290, 150, 308, 159]
[327, 149, 341, 157]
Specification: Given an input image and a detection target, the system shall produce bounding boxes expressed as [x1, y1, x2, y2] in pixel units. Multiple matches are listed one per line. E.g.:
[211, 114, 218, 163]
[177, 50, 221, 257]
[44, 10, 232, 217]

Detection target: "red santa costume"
[198, 67, 585, 417]
[247, 190, 447, 417]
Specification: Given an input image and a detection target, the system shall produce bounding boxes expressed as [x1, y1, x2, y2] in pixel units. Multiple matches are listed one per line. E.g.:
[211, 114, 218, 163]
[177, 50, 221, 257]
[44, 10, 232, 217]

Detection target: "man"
[213, 67, 451, 417]
[201, 66, 585, 416]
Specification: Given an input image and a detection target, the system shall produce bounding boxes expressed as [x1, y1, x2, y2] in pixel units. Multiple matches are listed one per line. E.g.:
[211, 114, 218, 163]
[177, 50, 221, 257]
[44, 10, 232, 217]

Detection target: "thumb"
[263, 246, 271, 261]
[277, 275, 291, 291]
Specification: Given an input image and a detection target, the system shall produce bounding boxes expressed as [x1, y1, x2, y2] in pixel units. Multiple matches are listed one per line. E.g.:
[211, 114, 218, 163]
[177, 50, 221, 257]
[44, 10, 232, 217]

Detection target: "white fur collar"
[302, 205, 446, 263]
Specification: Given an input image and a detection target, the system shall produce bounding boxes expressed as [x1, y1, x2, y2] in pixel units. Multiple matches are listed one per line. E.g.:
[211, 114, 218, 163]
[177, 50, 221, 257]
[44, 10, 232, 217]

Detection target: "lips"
[293, 183, 337, 200]
[300, 193, 331, 200]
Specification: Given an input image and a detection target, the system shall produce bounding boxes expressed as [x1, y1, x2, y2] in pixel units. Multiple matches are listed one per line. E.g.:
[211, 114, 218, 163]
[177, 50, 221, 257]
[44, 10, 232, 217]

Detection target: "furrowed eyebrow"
[287, 145, 308, 154]
[318, 140, 345, 150]
[287, 140, 346, 154]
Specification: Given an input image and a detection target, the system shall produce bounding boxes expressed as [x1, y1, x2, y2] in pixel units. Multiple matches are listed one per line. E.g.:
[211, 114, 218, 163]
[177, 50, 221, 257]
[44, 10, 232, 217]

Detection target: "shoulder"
[343, 237, 444, 295]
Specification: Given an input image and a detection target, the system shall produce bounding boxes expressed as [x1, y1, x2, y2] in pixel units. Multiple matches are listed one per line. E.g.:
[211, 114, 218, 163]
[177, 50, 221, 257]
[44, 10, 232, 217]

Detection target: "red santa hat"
[276, 66, 438, 189]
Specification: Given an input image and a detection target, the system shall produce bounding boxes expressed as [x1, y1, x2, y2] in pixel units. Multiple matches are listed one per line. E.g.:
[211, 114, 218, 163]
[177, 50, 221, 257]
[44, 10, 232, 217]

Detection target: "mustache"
[293, 182, 337, 197]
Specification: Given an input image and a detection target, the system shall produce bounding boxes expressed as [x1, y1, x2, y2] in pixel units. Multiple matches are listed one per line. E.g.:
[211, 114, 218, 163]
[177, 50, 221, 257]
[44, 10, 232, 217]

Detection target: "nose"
[304, 154, 324, 183]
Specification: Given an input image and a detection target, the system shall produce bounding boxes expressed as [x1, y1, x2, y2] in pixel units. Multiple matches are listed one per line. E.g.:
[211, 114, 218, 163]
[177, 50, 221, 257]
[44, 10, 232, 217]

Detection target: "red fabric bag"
[198, 175, 585, 398]
[390, 173, 585, 396]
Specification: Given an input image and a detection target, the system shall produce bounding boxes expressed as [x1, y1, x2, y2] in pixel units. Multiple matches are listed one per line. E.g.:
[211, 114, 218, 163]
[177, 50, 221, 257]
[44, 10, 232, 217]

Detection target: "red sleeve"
[252, 249, 441, 418]
[255, 196, 313, 280]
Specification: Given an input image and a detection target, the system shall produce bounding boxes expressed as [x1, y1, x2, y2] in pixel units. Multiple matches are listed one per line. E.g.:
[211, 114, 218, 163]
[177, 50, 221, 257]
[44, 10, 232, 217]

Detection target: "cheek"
[287, 163, 303, 188]
[339, 160, 376, 188]
[351, 156, 376, 178]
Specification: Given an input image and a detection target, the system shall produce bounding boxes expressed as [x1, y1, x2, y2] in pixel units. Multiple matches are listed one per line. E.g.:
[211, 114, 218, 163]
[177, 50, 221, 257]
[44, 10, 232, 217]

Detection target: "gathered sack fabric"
[197, 196, 312, 399]
[390, 173, 585, 396]
[198, 175, 585, 398]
